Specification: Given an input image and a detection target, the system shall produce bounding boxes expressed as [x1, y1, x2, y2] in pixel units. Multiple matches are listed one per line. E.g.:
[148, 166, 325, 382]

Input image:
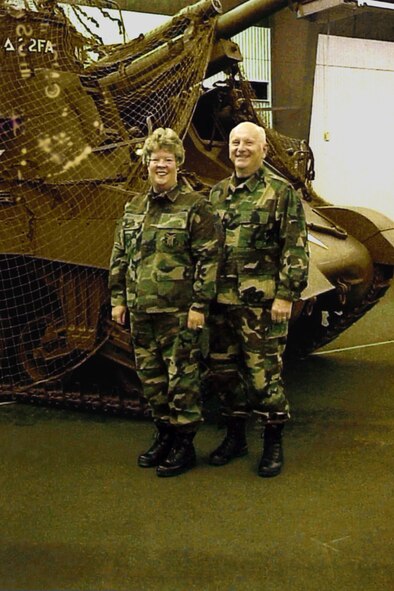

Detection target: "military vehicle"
[0, 0, 393, 413]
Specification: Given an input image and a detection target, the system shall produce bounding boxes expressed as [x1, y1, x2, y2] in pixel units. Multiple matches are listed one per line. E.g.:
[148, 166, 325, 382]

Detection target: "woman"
[109, 128, 222, 477]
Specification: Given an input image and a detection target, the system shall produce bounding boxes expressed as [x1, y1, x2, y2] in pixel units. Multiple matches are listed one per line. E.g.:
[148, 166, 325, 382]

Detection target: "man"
[208, 121, 309, 477]
[109, 127, 222, 477]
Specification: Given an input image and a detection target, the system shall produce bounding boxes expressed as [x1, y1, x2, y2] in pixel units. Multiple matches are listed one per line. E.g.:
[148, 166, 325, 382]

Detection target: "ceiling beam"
[60, 0, 245, 15]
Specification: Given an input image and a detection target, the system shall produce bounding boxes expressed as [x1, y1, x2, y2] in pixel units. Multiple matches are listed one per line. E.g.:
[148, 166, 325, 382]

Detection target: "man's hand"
[112, 305, 127, 325]
[187, 308, 205, 331]
[271, 298, 292, 324]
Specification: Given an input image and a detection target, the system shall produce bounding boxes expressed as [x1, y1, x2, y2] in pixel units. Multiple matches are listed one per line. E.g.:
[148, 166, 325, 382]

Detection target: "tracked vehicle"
[0, 0, 393, 412]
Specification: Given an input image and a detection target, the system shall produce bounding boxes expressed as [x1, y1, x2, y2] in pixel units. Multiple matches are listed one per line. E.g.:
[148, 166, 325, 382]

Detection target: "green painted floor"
[1, 288, 393, 591]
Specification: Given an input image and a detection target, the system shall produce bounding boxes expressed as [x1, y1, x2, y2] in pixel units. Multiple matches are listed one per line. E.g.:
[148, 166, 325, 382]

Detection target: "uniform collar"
[148, 183, 179, 202]
[228, 165, 266, 196]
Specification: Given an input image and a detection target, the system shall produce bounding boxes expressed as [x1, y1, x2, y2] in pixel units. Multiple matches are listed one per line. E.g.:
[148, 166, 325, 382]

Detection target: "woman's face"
[148, 149, 178, 192]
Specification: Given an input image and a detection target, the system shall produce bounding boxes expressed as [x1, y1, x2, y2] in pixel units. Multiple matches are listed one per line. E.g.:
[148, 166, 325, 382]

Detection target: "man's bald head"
[229, 121, 268, 178]
[230, 122, 266, 144]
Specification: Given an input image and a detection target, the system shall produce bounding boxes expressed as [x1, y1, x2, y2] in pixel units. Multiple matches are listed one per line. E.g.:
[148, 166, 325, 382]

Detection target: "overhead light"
[297, 0, 394, 18]
[358, 0, 394, 8]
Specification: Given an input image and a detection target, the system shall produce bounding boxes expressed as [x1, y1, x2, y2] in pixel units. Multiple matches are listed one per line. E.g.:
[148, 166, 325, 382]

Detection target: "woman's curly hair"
[142, 128, 185, 166]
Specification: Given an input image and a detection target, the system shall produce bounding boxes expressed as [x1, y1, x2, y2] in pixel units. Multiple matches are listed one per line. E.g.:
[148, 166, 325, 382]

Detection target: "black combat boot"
[137, 420, 174, 468]
[258, 423, 284, 477]
[156, 431, 197, 477]
[208, 416, 248, 466]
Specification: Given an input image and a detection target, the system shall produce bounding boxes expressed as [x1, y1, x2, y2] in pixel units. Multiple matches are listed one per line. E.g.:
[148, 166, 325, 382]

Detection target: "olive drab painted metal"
[0, 0, 393, 411]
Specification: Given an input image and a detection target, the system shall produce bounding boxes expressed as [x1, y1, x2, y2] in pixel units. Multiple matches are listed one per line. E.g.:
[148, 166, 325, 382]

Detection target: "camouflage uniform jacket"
[209, 165, 309, 306]
[109, 182, 222, 314]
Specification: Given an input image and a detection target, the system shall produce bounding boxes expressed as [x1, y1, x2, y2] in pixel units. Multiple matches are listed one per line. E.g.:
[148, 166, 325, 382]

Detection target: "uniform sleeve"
[189, 199, 224, 314]
[276, 186, 309, 301]
[108, 218, 128, 307]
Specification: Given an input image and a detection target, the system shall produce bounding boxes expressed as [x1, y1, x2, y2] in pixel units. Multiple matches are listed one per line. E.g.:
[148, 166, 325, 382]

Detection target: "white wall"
[310, 34, 394, 221]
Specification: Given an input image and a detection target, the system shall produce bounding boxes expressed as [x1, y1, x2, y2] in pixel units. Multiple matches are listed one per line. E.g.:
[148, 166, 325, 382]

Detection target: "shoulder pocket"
[123, 213, 145, 230]
[154, 212, 188, 229]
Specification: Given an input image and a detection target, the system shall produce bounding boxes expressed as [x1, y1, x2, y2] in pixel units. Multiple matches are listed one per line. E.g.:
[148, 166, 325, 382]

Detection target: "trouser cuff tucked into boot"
[209, 416, 248, 466]
[258, 423, 284, 478]
[156, 430, 197, 477]
[138, 420, 174, 468]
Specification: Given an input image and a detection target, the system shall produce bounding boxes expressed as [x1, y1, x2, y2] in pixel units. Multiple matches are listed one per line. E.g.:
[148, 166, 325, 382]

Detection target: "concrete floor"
[1, 288, 393, 591]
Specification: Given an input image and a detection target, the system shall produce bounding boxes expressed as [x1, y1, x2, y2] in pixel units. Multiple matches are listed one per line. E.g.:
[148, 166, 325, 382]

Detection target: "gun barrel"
[216, 0, 289, 39]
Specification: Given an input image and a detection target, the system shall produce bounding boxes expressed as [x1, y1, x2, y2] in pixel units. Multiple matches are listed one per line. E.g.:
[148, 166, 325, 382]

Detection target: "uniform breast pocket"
[238, 210, 271, 248]
[154, 212, 189, 253]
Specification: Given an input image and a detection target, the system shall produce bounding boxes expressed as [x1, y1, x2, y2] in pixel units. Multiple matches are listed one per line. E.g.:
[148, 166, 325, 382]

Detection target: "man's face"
[148, 149, 177, 192]
[229, 124, 267, 178]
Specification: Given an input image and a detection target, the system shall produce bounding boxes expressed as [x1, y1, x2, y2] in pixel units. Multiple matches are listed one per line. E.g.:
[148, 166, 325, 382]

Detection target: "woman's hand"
[187, 308, 205, 331]
[112, 305, 127, 325]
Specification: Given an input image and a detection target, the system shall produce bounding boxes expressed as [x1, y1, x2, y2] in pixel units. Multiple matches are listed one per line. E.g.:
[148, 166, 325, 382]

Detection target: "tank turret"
[0, 0, 393, 413]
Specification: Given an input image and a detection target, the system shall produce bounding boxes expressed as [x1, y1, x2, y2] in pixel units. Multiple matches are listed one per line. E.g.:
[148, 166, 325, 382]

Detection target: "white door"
[310, 34, 394, 221]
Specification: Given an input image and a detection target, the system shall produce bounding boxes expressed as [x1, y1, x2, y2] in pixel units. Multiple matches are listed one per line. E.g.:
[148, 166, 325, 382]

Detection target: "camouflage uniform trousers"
[207, 303, 290, 423]
[130, 311, 203, 430]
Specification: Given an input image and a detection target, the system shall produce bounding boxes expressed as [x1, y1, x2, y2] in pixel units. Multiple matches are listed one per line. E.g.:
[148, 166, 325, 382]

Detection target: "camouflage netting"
[0, 0, 323, 396]
[0, 0, 219, 390]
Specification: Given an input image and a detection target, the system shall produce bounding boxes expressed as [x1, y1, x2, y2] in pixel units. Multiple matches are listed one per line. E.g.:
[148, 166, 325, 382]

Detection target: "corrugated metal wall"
[207, 27, 272, 126]
[236, 26, 271, 84]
